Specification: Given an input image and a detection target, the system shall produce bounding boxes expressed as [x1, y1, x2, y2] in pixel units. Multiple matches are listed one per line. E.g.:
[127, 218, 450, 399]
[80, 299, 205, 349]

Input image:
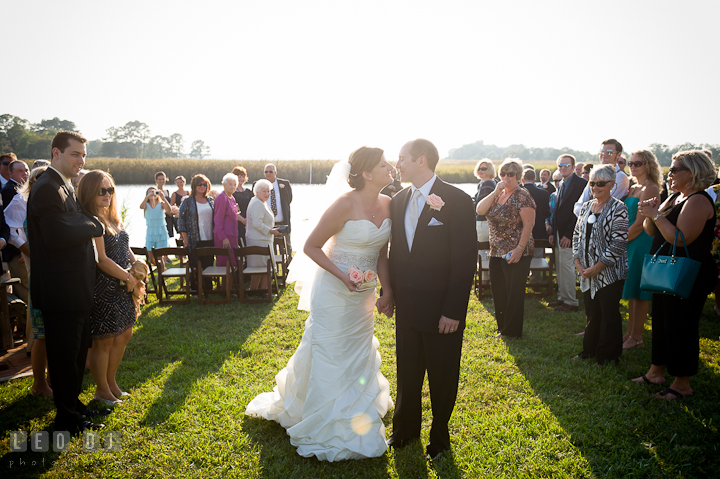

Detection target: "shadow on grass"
[130, 293, 281, 426]
[241, 415, 391, 478]
[504, 297, 720, 478]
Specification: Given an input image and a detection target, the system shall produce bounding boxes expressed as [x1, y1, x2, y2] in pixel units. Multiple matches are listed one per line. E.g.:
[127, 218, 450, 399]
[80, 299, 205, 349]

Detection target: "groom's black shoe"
[386, 436, 417, 449]
[426, 445, 450, 461]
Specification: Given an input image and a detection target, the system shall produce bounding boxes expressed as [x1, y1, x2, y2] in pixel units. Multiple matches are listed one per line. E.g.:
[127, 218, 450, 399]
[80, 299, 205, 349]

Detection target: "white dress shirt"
[405, 174, 437, 249]
[5, 194, 27, 249]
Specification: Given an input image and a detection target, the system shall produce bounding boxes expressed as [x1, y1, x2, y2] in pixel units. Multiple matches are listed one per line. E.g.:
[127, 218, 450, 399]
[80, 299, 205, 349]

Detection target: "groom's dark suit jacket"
[389, 177, 477, 332]
[27, 168, 104, 312]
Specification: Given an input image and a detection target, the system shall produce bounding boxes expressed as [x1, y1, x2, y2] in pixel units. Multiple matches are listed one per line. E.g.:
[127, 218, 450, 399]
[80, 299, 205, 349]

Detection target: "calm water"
[117, 183, 479, 251]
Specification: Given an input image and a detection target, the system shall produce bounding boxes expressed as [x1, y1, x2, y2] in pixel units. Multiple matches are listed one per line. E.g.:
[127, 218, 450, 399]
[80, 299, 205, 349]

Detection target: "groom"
[383, 138, 476, 460]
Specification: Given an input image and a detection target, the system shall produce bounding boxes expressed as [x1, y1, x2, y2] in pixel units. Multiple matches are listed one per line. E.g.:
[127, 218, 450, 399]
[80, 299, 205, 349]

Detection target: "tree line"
[447, 140, 719, 166]
[0, 114, 211, 160]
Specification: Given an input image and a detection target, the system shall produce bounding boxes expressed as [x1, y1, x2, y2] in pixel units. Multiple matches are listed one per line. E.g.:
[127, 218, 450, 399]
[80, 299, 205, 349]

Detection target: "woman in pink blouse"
[213, 173, 241, 266]
[476, 158, 536, 338]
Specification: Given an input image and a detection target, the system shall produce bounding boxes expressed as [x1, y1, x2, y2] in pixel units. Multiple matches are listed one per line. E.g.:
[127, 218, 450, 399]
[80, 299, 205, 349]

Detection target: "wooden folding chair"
[527, 239, 555, 296]
[273, 235, 290, 288]
[0, 278, 21, 350]
[195, 247, 234, 304]
[151, 247, 192, 304]
[476, 241, 491, 298]
[233, 245, 279, 304]
[131, 247, 157, 301]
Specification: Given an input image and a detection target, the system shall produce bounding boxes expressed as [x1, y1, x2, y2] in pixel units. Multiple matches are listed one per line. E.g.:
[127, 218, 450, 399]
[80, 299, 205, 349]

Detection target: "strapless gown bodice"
[245, 218, 393, 462]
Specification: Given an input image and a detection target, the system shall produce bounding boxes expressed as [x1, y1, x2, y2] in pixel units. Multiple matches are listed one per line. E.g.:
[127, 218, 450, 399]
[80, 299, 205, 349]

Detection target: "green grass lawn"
[1, 284, 719, 478]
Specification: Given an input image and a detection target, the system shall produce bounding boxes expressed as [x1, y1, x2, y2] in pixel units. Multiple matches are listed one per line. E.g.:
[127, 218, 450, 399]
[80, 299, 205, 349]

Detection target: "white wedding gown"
[245, 219, 393, 461]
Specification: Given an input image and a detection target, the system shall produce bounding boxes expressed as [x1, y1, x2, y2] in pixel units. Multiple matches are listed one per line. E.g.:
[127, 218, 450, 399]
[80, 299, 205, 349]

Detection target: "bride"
[245, 146, 395, 461]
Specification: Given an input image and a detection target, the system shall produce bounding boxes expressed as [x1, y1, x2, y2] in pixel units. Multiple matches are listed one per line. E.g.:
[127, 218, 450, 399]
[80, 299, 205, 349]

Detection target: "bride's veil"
[287, 160, 352, 311]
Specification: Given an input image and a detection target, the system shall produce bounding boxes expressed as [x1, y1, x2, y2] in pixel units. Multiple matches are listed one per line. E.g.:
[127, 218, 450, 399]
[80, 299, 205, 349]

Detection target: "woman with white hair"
[213, 173, 242, 267]
[246, 179, 282, 290]
[573, 164, 628, 365]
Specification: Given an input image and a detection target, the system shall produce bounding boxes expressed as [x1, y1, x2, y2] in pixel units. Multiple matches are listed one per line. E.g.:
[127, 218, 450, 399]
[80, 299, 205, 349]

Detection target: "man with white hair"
[538, 168, 556, 194]
[260, 163, 293, 252]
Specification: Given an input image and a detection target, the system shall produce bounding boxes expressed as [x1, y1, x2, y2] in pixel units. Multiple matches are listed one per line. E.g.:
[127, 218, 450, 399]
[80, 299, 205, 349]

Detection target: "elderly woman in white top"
[246, 179, 282, 291]
[573, 164, 628, 365]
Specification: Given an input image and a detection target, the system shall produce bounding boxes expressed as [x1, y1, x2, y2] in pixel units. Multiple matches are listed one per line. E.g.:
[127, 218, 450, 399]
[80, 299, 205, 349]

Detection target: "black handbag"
[640, 229, 700, 299]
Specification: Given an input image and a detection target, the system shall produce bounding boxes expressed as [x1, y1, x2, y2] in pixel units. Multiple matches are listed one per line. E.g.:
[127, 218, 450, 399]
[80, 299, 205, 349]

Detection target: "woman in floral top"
[476, 158, 536, 338]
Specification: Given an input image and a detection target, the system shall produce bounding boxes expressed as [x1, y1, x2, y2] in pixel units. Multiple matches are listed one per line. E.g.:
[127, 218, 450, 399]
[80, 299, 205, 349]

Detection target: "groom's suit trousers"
[393, 326, 463, 452]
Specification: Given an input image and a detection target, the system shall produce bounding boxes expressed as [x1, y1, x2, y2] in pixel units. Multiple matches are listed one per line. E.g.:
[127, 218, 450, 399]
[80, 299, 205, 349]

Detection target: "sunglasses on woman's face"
[499, 171, 516, 177]
[589, 181, 609, 187]
[197, 183, 207, 187]
[98, 187, 115, 196]
[668, 166, 689, 174]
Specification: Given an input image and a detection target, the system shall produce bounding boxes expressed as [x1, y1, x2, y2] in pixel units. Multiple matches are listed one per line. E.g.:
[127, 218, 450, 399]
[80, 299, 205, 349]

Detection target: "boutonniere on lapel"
[279, 184, 285, 189]
[426, 194, 445, 211]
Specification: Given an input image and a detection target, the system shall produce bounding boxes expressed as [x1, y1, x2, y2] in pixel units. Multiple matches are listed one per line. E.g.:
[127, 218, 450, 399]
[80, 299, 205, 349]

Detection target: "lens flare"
[351, 413, 372, 436]
[358, 376, 367, 386]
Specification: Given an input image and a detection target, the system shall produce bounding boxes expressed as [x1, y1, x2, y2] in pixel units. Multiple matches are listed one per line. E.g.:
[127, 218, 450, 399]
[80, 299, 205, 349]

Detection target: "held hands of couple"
[375, 294, 394, 318]
[438, 315, 459, 334]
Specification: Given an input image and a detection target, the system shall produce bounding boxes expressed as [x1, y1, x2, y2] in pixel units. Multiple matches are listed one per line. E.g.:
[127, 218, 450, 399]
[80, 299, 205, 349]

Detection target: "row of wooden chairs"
[131, 236, 291, 305]
[474, 239, 556, 298]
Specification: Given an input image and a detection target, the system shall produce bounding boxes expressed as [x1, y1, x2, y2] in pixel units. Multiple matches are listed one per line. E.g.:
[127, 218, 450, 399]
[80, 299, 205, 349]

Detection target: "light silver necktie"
[407, 189, 421, 250]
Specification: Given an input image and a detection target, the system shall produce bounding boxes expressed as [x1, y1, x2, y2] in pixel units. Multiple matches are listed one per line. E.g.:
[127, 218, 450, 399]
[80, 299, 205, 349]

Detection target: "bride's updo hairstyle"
[347, 146, 384, 190]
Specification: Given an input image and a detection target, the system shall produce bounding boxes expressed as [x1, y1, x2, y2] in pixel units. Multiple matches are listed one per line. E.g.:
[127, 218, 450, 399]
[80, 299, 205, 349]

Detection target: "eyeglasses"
[589, 181, 610, 187]
[599, 149, 617, 155]
[499, 171, 516, 177]
[668, 166, 689, 174]
[628, 161, 645, 168]
[553, 180, 561, 184]
[1, 161, 10, 166]
[557, 163, 572, 168]
[478, 167, 488, 171]
[98, 187, 115, 196]
[197, 183, 207, 187]
[264, 170, 275, 174]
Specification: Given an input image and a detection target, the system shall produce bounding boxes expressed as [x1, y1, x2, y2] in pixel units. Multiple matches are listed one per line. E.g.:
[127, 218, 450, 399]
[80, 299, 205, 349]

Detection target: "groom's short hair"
[410, 139, 439, 171]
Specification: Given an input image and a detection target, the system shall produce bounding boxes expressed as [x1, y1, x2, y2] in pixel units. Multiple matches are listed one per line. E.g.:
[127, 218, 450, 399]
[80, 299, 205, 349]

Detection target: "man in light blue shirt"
[573, 139, 629, 216]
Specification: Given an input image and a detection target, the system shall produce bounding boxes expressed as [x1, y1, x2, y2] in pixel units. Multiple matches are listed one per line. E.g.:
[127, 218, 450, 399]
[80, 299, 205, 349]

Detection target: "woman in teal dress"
[622, 150, 662, 349]
[140, 186, 173, 267]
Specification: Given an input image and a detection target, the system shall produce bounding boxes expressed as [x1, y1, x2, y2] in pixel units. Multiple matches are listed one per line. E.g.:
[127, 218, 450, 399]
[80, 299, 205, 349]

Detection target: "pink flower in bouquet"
[348, 265, 363, 284]
[426, 194, 444, 211]
[363, 269, 377, 283]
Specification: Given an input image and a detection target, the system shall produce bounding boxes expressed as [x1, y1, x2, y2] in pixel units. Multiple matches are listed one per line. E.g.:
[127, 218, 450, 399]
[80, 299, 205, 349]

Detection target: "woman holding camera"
[140, 185, 173, 267]
[633, 150, 716, 399]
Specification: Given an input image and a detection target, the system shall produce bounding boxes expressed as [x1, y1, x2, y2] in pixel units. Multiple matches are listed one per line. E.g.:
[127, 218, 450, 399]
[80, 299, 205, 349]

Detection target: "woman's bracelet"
[517, 244, 526, 249]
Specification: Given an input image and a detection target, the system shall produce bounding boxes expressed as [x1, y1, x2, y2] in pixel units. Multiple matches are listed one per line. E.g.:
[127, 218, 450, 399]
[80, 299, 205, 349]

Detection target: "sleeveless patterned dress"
[90, 228, 136, 339]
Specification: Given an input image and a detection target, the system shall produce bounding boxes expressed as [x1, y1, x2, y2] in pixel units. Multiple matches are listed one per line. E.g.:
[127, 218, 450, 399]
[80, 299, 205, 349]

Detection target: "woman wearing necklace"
[633, 150, 716, 400]
[572, 165, 628, 365]
[621, 150, 661, 350]
[476, 158, 536, 338]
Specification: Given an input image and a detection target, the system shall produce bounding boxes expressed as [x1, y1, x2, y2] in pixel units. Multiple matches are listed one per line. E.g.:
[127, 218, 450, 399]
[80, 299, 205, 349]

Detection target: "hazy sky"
[3, 0, 718, 160]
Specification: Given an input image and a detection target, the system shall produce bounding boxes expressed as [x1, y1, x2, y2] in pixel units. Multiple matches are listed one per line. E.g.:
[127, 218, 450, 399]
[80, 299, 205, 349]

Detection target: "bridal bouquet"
[348, 265, 377, 291]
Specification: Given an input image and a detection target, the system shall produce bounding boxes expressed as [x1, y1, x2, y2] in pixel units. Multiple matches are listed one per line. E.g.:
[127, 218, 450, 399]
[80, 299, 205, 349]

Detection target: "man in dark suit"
[262, 163, 293, 252]
[27, 131, 109, 434]
[383, 139, 476, 460]
[538, 168, 556, 194]
[521, 168, 550, 242]
[548, 154, 587, 312]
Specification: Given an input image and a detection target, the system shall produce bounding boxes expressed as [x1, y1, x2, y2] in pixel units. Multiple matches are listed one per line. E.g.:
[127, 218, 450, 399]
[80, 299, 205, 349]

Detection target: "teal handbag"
[640, 229, 700, 299]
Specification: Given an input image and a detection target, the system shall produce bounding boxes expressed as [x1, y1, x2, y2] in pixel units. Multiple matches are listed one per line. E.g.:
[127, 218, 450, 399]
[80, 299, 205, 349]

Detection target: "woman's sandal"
[632, 374, 665, 385]
[654, 387, 693, 400]
[623, 336, 644, 350]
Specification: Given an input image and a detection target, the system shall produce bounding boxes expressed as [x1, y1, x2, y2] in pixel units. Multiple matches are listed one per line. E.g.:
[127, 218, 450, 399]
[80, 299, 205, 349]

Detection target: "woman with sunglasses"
[178, 174, 215, 291]
[572, 165, 628, 365]
[77, 171, 141, 406]
[473, 159, 497, 285]
[140, 183, 173, 268]
[621, 150, 661, 350]
[476, 158, 536, 338]
[633, 151, 716, 400]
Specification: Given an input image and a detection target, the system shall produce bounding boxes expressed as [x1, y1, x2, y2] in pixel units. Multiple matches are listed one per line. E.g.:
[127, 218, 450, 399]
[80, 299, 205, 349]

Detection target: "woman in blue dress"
[140, 186, 173, 267]
[621, 150, 661, 350]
